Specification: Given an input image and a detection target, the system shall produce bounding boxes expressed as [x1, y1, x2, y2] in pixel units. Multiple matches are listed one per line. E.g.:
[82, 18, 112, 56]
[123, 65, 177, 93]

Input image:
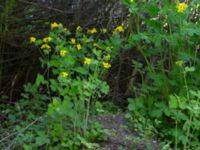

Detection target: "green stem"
[84, 97, 90, 135]
[83, 62, 99, 135]
[184, 114, 193, 150]
[183, 71, 192, 150]
[183, 72, 189, 100]
[135, 13, 155, 73]
[137, 46, 155, 73]
[175, 120, 178, 150]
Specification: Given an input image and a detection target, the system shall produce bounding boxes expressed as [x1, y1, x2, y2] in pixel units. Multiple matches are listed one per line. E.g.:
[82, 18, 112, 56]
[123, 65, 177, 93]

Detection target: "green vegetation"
[0, 0, 200, 150]
[124, 0, 200, 149]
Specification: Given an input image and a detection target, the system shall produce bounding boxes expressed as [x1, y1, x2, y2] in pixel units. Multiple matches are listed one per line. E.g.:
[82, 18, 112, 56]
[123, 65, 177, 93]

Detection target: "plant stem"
[175, 120, 178, 150]
[85, 97, 90, 135]
[183, 71, 192, 150]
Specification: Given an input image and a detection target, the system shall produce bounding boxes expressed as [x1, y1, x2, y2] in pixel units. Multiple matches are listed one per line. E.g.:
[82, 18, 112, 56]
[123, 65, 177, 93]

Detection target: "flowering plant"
[123, 0, 200, 149]
[28, 23, 124, 149]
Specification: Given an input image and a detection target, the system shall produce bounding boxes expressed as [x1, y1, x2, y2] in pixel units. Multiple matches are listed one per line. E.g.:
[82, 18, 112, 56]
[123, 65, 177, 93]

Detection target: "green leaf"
[61, 100, 74, 117]
[184, 66, 195, 73]
[169, 95, 178, 109]
[35, 74, 45, 87]
[175, 111, 188, 121]
[190, 90, 200, 99]
[23, 144, 33, 150]
[100, 82, 109, 94]
[151, 109, 163, 118]
[35, 131, 50, 146]
[49, 60, 60, 67]
[74, 67, 88, 75]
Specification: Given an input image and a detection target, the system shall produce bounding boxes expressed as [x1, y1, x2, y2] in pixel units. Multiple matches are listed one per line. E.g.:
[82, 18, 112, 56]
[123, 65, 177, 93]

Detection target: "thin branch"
[18, 0, 74, 15]
[0, 115, 45, 143]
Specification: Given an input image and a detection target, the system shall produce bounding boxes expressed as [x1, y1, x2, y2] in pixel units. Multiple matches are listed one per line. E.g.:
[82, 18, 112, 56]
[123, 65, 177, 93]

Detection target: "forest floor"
[91, 114, 159, 150]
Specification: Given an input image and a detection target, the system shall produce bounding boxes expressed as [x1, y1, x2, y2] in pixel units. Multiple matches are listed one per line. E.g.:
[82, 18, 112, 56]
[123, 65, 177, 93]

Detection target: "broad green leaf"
[74, 67, 88, 75]
[169, 95, 178, 109]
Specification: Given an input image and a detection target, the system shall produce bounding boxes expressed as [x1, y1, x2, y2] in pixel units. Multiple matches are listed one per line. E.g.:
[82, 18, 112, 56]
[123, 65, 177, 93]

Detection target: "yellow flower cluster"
[84, 58, 92, 65]
[177, 2, 188, 13]
[43, 37, 52, 43]
[70, 38, 76, 44]
[76, 44, 81, 50]
[30, 37, 36, 43]
[51, 22, 63, 29]
[88, 28, 97, 34]
[113, 25, 124, 34]
[41, 44, 51, 49]
[61, 71, 68, 78]
[60, 50, 67, 57]
[102, 62, 111, 69]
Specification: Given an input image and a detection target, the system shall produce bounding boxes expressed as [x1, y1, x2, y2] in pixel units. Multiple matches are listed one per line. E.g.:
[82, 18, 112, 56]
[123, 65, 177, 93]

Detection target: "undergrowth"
[0, 0, 200, 150]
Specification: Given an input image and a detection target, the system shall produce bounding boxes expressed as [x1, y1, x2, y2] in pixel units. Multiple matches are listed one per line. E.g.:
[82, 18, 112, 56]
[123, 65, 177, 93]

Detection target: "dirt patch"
[90, 114, 159, 150]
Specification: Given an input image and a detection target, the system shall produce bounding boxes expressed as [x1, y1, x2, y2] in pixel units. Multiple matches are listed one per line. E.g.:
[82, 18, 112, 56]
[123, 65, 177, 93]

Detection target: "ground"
[91, 115, 159, 150]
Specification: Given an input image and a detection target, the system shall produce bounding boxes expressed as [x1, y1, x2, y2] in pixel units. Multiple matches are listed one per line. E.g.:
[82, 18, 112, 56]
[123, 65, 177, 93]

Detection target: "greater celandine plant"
[169, 61, 200, 150]
[123, 0, 200, 149]
[29, 23, 123, 149]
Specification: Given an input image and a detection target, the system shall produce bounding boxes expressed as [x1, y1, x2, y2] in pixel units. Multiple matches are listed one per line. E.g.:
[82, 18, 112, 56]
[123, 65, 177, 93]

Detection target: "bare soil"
[90, 115, 159, 150]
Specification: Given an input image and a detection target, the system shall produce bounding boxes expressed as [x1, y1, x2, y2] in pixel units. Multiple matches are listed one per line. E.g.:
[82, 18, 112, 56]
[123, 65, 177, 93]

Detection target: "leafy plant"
[4, 23, 124, 149]
[123, 0, 200, 149]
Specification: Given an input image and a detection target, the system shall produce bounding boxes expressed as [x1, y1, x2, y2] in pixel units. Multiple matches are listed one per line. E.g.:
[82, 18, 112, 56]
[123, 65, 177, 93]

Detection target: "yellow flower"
[84, 58, 91, 65]
[102, 62, 111, 69]
[58, 23, 63, 28]
[30, 37, 36, 43]
[60, 50, 67, 57]
[41, 44, 51, 49]
[64, 28, 68, 32]
[104, 54, 111, 60]
[51, 22, 59, 29]
[177, 3, 188, 13]
[51, 22, 62, 29]
[76, 26, 82, 31]
[76, 44, 81, 50]
[113, 25, 124, 34]
[43, 37, 52, 43]
[100, 28, 107, 33]
[61, 72, 68, 78]
[88, 28, 97, 34]
[70, 38, 76, 44]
